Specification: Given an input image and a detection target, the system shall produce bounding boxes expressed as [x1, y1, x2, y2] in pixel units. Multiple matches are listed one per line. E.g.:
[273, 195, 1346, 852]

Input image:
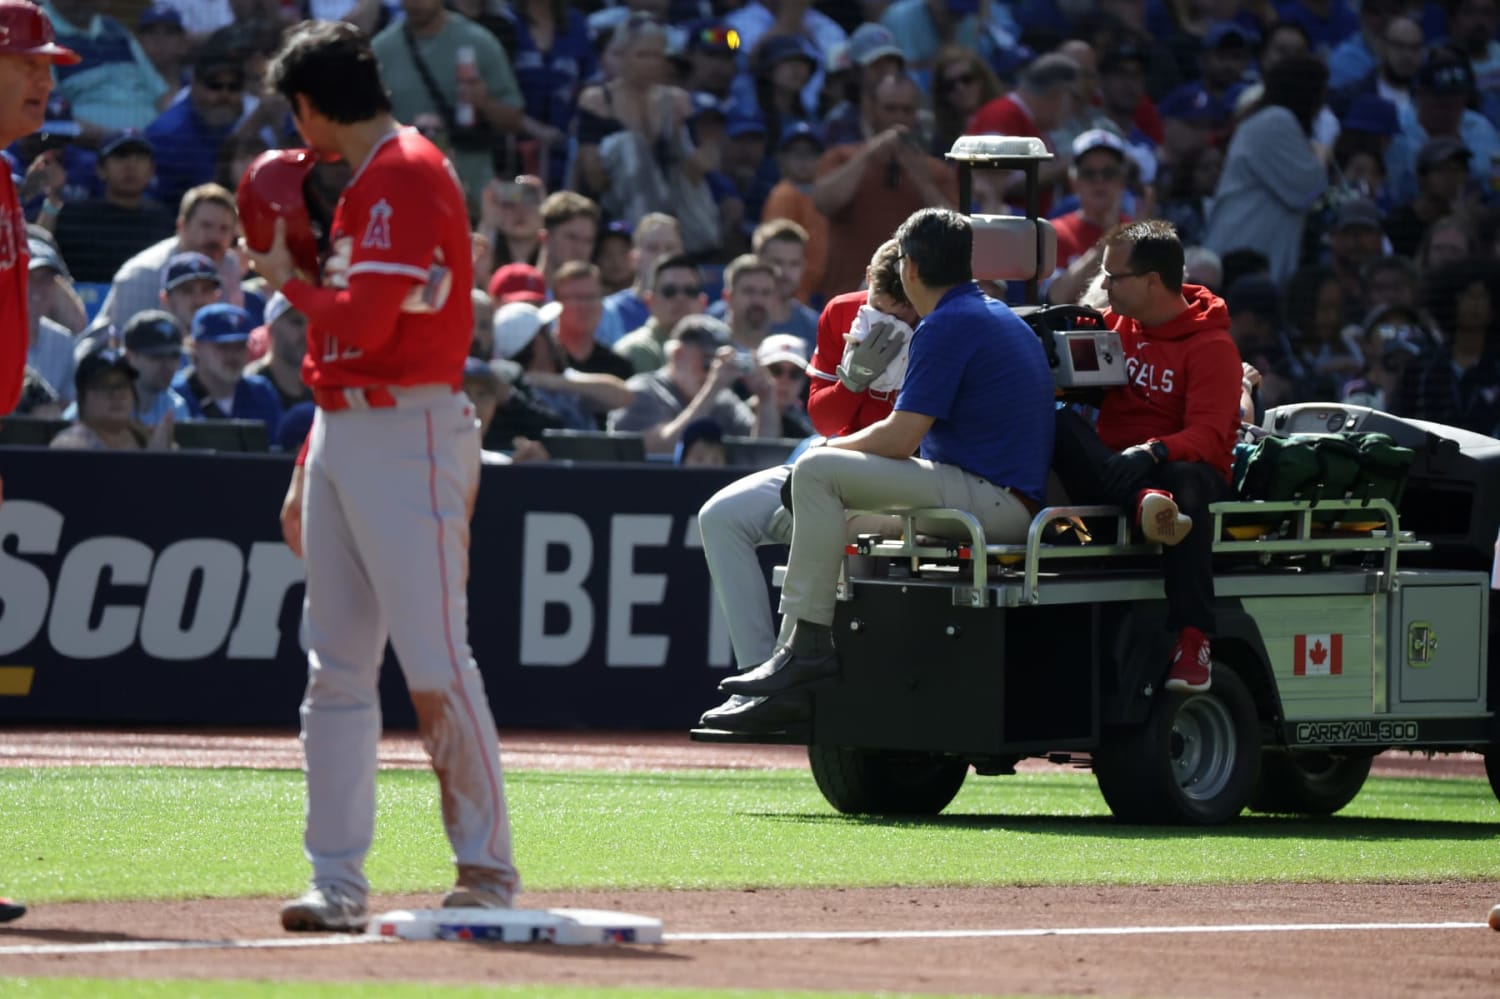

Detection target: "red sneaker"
[1166, 626, 1212, 693]
[1137, 489, 1192, 547]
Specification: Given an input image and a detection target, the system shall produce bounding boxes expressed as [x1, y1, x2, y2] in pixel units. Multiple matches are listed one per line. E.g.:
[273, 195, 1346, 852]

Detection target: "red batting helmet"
[237, 148, 324, 279]
[0, 1, 81, 64]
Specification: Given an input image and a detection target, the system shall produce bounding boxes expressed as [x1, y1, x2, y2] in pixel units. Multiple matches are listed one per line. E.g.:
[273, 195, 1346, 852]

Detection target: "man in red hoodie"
[697, 239, 916, 733]
[1052, 220, 1243, 694]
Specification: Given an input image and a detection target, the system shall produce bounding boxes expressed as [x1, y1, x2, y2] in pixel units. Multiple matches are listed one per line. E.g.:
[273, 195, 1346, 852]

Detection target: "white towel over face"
[842, 304, 915, 394]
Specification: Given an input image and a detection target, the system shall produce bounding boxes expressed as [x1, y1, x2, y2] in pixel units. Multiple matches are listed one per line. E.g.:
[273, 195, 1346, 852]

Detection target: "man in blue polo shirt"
[172, 303, 282, 438]
[145, 40, 246, 209]
[722, 207, 1055, 696]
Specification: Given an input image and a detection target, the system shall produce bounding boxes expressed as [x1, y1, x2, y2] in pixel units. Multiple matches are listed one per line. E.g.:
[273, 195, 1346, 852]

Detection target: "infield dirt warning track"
[2, 729, 1497, 997]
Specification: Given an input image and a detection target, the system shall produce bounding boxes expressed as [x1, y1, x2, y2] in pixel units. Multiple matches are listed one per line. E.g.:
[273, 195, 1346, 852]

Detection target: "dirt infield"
[3, 728, 1498, 997]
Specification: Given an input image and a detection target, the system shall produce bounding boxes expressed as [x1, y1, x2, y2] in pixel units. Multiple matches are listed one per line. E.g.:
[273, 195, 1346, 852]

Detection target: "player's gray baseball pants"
[298, 385, 518, 903]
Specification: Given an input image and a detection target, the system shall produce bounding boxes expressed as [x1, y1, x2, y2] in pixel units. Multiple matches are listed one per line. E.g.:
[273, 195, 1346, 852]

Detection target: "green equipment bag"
[1235, 432, 1414, 526]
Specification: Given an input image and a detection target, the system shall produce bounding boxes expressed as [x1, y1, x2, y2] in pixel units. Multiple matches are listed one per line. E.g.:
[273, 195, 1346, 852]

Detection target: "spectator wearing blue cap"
[725, 1, 846, 119]
[595, 219, 636, 296]
[717, 108, 774, 251]
[1385, 137, 1474, 257]
[135, 4, 189, 91]
[761, 121, 828, 303]
[752, 35, 819, 146]
[156, 251, 224, 333]
[674, 416, 727, 465]
[118, 308, 192, 427]
[41, 0, 172, 135]
[171, 302, 282, 437]
[1385, 47, 1500, 204]
[681, 21, 739, 101]
[50, 347, 173, 451]
[144, 39, 250, 211]
[1272, 0, 1360, 55]
[600, 213, 685, 342]
[1204, 53, 1331, 284]
[1155, 23, 1255, 165]
[821, 22, 907, 149]
[49, 130, 174, 284]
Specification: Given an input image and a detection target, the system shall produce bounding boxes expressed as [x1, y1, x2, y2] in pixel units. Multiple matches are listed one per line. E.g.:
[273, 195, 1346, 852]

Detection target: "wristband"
[39, 198, 61, 217]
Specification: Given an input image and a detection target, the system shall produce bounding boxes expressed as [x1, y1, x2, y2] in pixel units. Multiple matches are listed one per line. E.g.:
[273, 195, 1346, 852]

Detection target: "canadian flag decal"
[1294, 634, 1343, 676]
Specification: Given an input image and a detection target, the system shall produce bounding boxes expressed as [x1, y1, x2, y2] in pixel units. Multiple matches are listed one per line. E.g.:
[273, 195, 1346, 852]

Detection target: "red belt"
[313, 386, 400, 411]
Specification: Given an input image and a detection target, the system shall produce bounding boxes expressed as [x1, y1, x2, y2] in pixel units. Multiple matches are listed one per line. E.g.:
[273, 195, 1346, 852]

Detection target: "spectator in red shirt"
[965, 52, 1080, 216]
[1051, 130, 1133, 271]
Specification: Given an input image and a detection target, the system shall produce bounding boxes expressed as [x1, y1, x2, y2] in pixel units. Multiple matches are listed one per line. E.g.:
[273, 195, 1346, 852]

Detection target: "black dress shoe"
[719, 645, 840, 695]
[699, 692, 811, 733]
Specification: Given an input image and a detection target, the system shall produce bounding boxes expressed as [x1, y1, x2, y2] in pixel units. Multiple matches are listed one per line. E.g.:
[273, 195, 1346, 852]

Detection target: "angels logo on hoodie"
[1125, 353, 1176, 395]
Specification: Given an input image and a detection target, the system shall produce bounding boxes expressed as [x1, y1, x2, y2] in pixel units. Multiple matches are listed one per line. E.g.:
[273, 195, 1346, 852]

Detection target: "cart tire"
[1249, 751, 1372, 815]
[1486, 747, 1500, 804]
[808, 745, 969, 816]
[1093, 665, 1260, 825]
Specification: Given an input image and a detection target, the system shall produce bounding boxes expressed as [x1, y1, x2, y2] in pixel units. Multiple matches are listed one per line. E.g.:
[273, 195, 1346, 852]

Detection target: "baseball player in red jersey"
[243, 22, 518, 933]
[697, 239, 918, 734]
[0, 0, 79, 927]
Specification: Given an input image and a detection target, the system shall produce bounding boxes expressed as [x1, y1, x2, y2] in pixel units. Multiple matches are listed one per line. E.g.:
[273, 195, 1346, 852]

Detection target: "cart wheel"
[1093, 665, 1260, 825]
[1249, 751, 1372, 816]
[809, 745, 969, 816]
[1486, 746, 1500, 805]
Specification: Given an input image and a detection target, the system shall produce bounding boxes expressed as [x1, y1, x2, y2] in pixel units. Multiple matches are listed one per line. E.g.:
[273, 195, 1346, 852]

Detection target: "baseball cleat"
[280, 884, 368, 932]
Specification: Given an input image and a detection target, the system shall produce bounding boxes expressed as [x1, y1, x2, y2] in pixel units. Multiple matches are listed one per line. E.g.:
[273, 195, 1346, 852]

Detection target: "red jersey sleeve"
[1, 171, 26, 416]
[1155, 335, 1243, 478]
[806, 291, 896, 437]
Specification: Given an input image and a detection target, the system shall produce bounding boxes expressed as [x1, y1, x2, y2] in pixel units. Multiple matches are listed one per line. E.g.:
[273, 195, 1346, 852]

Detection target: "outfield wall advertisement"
[0, 450, 761, 729]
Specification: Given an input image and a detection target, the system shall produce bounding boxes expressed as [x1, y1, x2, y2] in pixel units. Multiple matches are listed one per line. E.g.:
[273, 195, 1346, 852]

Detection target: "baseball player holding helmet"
[243, 21, 519, 933]
[0, 0, 80, 927]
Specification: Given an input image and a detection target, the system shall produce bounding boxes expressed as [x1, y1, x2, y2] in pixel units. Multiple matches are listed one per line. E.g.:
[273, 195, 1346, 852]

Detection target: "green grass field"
[4, 766, 1498, 903]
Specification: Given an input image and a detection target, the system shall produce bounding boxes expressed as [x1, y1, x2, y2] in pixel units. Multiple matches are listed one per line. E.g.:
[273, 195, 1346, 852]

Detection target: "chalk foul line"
[0, 920, 1486, 957]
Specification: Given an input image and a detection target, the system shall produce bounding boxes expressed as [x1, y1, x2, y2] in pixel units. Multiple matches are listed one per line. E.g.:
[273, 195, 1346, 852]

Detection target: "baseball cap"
[1415, 51, 1475, 95]
[137, 2, 184, 31]
[191, 303, 253, 343]
[1156, 86, 1219, 122]
[162, 252, 221, 292]
[756, 333, 809, 369]
[487, 262, 547, 304]
[847, 23, 903, 68]
[0, 1, 81, 65]
[824, 40, 852, 74]
[1202, 21, 1257, 49]
[685, 21, 738, 55]
[263, 291, 294, 326]
[1342, 94, 1399, 136]
[778, 120, 824, 152]
[669, 313, 731, 351]
[99, 129, 153, 160]
[1332, 197, 1383, 233]
[493, 300, 563, 359]
[26, 236, 69, 278]
[1071, 128, 1127, 161]
[756, 35, 818, 76]
[1100, 43, 1148, 74]
[688, 91, 731, 122]
[122, 309, 186, 356]
[1225, 273, 1281, 323]
[1362, 304, 1426, 359]
[75, 348, 138, 397]
[601, 218, 633, 243]
[725, 111, 768, 139]
[1416, 135, 1473, 174]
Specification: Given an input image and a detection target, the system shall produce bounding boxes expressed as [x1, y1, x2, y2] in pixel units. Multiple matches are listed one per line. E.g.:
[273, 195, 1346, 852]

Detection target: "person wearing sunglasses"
[1052, 129, 1134, 273]
[614, 253, 708, 374]
[1052, 220, 1242, 695]
[930, 44, 1002, 157]
[144, 42, 249, 210]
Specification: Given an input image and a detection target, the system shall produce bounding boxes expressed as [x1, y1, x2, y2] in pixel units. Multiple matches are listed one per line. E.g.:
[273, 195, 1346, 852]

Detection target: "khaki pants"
[779, 448, 1035, 626]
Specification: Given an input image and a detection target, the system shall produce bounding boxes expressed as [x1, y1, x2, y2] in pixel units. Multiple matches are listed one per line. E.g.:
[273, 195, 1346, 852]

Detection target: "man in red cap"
[486, 261, 547, 305]
[0, 0, 80, 926]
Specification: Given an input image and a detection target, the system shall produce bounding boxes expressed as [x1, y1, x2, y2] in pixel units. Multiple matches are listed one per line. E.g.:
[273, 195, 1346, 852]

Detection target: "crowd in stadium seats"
[6, 0, 1500, 457]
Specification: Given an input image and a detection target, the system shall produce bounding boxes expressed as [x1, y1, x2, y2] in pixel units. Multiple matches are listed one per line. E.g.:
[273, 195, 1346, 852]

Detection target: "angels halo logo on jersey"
[361, 198, 393, 249]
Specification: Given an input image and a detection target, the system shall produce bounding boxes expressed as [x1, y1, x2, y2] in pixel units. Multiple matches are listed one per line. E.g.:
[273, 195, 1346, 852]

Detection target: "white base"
[367, 907, 663, 945]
